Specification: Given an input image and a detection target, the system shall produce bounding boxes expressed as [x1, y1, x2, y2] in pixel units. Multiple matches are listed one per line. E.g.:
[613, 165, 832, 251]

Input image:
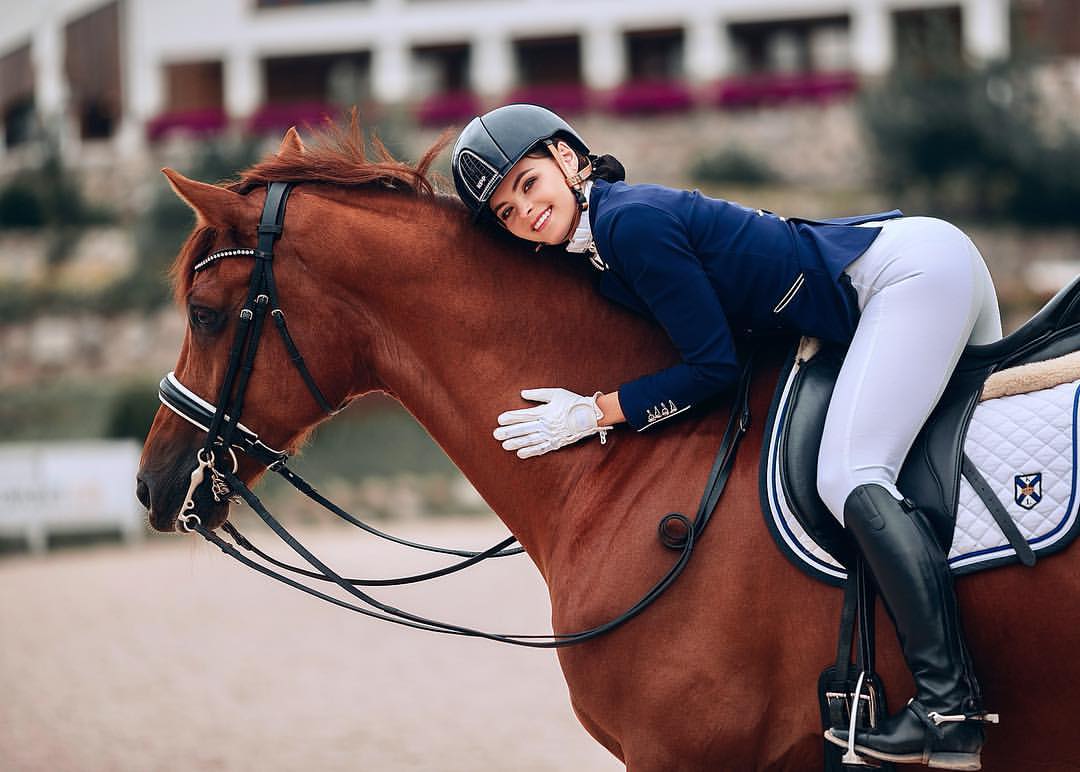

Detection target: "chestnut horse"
[137, 125, 1080, 771]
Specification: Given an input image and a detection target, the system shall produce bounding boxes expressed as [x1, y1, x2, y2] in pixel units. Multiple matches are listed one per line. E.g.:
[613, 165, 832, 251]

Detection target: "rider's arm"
[601, 203, 740, 430]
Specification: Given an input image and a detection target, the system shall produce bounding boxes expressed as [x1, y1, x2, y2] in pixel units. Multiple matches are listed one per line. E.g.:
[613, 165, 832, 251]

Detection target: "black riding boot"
[825, 484, 996, 770]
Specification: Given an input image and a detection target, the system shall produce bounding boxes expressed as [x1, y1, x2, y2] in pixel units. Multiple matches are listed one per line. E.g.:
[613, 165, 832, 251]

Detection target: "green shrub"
[690, 148, 778, 186]
[106, 380, 162, 441]
[0, 180, 45, 227]
[0, 143, 114, 233]
[125, 138, 263, 308]
[859, 59, 1080, 225]
[0, 138, 267, 324]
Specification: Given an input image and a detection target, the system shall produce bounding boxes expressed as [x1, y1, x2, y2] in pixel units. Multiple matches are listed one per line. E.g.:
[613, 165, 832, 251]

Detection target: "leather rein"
[161, 181, 755, 647]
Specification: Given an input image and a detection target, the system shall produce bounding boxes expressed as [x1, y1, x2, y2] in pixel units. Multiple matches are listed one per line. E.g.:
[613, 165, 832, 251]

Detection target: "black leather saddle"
[765, 276, 1080, 570]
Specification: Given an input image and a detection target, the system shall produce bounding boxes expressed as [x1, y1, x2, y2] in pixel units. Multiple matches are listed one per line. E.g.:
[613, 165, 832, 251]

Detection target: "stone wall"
[0, 308, 184, 390]
[0, 227, 135, 287]
[414, 101, 872, 192]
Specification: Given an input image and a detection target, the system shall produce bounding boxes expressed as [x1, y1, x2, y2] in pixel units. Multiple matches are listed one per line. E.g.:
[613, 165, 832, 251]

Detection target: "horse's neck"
[319, 192, 677, 569]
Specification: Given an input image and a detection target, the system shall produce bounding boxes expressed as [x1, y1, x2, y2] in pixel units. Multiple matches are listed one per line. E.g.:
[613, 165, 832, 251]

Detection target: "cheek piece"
[544, 139, 593, 245]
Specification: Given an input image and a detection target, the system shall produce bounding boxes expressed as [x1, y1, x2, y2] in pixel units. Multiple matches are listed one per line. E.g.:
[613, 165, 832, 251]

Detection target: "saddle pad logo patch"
[1014, 473, 1043, 510]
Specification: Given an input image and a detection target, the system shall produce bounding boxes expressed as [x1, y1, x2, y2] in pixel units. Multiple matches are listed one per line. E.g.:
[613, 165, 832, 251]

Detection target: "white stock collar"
[563, 180, 594, 254]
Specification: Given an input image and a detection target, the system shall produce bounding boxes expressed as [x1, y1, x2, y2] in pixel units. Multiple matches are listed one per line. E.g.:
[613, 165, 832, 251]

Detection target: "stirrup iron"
[842, 672, 880, 767]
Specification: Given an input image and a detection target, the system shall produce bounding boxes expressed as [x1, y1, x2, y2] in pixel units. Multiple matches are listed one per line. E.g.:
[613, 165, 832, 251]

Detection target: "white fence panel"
[0, 440, 145, 552]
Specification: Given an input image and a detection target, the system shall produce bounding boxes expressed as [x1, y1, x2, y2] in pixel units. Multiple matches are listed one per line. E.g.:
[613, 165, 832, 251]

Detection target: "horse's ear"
[161, 168, 247, 228]
[279, 126, 305, 154]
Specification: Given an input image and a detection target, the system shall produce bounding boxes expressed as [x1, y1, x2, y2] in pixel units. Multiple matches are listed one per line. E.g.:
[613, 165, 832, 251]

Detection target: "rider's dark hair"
[588, 153, 626, 183]
[523, 141, 626, 184]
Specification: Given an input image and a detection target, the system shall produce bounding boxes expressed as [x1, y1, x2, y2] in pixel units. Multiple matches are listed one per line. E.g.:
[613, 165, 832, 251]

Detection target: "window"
[729, 16, 851, 75]
[254, 51, 371, 132]
[626, 28, 684, 82]
[0, 43, 35, 147]
[147, 60, 227, 142]
[65, 1, 122, 140]
[719, 16, 857, 108]
[263, 50, 371, 106]
[257, 0, 361, 7]
[509, 36, 586, 113]
[411, 43, 477, 127]
[165, 61, 224, 112]
[513, 36, 582, 86]
[610, 29, 692, 115]
[1013, 0, 1080, 56]
[412, 44, 470, 97]
[894, 6, 964, 71]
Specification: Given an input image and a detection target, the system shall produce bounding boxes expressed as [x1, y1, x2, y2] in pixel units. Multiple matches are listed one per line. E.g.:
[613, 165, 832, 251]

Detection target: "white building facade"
[0, 0, 1013, 160]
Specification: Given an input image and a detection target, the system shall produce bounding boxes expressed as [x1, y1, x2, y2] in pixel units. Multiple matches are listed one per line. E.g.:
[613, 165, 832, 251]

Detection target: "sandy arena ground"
[0, 516, 623, 772]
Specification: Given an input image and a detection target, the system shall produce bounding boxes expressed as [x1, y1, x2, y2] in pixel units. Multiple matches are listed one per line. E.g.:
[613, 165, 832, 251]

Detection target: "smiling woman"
[489, 142, 584, 241]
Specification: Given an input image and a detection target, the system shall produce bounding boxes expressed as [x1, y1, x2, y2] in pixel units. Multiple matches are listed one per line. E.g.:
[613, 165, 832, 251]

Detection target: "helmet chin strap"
[544, 139, 592, 244]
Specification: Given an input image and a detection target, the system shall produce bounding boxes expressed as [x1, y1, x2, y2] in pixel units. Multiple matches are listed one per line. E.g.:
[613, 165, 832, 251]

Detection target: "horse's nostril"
[136, 477, 151, 510]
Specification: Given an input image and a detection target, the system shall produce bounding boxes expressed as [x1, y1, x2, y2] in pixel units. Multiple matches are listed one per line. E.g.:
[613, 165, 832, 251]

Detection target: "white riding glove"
[493, 388, 612, 459]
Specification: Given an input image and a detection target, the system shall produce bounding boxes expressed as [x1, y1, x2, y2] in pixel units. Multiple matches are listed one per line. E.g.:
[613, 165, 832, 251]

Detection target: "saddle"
[760, 276, 1080, 584]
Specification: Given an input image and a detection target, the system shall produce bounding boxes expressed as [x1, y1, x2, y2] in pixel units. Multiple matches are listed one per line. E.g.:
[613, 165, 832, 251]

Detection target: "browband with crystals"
[194, 247, 258, 273]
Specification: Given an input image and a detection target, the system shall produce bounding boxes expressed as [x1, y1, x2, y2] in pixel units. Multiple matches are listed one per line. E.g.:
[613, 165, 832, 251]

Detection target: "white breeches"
[817, 217, 1003, 524]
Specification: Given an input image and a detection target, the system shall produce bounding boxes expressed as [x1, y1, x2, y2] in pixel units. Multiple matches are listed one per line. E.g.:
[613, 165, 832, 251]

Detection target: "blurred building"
[0, 0, 1067, 162]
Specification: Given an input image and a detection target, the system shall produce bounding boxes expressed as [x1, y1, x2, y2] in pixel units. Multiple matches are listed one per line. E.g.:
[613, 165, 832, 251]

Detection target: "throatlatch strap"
[270, 309, 338, 415]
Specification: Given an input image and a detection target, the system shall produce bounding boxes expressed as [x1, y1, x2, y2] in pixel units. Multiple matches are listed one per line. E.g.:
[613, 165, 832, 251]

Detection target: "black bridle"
[161, 181, 755, 647]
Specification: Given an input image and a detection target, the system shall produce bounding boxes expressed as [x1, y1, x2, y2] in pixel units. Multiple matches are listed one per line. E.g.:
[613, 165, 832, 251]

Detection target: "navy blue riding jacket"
[586, 178, 902, 430]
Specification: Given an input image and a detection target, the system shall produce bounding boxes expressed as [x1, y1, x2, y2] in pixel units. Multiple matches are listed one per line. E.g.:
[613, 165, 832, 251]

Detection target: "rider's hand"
[493, 388, 611, 459]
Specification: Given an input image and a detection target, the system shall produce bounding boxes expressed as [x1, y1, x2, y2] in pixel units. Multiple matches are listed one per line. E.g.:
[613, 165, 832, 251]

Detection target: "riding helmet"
[451, 104, 590, 221]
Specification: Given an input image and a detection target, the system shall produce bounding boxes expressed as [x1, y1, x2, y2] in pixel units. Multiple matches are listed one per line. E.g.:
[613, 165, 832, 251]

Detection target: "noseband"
[162, 181, 756, 647]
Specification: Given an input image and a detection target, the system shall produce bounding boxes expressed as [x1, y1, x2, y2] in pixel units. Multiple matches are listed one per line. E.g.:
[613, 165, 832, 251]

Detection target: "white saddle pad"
[763, 353, 1080, 584]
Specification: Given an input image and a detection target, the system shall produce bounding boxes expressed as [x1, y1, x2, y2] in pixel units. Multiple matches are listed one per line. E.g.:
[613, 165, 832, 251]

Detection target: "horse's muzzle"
[136, 464, 230, 533]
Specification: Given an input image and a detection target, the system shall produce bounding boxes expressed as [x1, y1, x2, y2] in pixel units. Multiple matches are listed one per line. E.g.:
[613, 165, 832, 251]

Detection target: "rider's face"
[489, 141, 580, 245]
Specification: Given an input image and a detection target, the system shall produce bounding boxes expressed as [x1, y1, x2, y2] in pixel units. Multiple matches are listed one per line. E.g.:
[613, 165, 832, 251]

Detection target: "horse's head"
[137, 131, 366, 533]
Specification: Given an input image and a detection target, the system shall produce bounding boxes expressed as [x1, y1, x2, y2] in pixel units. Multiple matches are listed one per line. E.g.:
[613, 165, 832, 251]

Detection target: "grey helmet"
[451, 104, 590, 222]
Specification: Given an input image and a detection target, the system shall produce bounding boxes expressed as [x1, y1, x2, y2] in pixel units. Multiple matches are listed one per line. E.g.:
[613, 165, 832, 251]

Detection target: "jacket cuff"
[618, 379, 693, 432]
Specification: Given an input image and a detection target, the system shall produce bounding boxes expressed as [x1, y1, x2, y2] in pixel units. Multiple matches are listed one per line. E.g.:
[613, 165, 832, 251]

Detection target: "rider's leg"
[816, 217, 1001, 769]
[818, 216, 1001, 514]
[835, 485, 987, 769]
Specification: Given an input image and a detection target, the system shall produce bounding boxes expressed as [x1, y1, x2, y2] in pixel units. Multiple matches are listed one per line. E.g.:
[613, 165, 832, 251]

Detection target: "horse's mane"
[170, 113, 458, 302]
[229, 111, 452, 196]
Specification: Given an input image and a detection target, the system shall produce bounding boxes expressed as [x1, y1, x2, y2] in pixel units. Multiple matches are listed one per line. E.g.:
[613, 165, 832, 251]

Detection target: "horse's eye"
[188, 305, 221, 331]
